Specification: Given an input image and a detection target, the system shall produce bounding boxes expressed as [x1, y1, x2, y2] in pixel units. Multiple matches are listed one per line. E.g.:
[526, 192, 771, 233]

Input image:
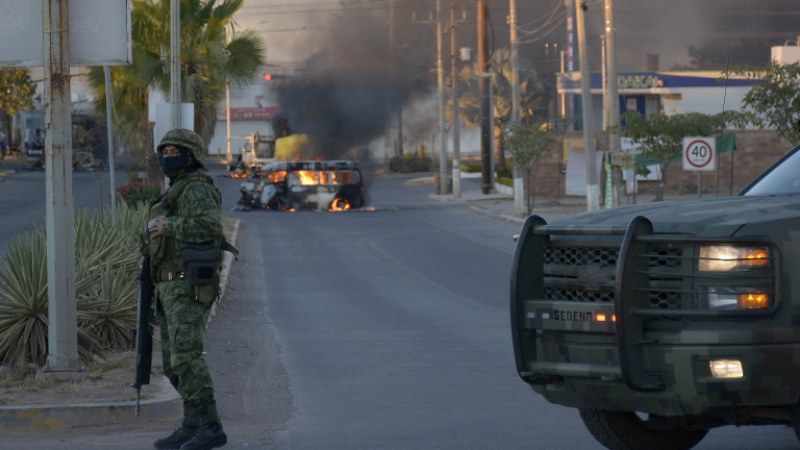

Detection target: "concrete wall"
[523, 130, 793, 199]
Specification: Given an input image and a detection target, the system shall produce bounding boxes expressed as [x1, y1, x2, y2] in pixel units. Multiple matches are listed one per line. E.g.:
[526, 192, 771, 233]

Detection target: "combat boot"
[179, 400, 227, 450]
[154, 400, 203, 449]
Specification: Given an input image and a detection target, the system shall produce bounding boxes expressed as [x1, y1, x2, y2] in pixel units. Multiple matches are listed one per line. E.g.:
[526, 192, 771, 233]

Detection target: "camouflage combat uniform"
[146, 128, 227, 450]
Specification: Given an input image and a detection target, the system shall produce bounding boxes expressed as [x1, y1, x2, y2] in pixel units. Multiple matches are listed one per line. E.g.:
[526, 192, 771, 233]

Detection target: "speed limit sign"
[682, 137, 716, 171]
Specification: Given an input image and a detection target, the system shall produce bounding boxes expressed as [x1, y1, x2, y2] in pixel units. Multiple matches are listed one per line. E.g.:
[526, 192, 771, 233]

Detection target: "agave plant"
[0, 231, 48, 368]
[0, 202, 148, 368]
[77, 261, 138, 354]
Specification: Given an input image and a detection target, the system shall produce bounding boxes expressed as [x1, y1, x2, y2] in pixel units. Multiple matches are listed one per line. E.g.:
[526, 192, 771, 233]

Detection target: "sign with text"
[0, 0, 131, 66]
[225, 107, 281, 121]
[682, 137, 716, 171]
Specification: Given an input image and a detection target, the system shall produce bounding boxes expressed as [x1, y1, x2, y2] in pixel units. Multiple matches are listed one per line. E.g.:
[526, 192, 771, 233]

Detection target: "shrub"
[460, 163, 482, 173]
[495, 162, 513, 179]
[116, 181, 162, 206]
[0, 202, 147, 368]
[388, 147, 433, 173]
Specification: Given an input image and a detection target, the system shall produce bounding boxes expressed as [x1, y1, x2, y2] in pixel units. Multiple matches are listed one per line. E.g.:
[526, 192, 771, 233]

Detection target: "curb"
[0, 219, 242, 431]
[0, 375, 181, 433]
[467, 202, 525, 224]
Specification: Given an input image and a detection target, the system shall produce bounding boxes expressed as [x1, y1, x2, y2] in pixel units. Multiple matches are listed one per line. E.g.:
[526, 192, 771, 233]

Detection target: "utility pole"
[509, 0, 525, 215]
[43, 0, 80, 373]
[604, 0, 622, 207]
[477, 0, 492, 194]
[436, 0, 448, 194]
[170, 0, 181, 128]
[390, 0, 404, 158]
[413, 3, 449, 194]
[564, 0, 574, 127]
[449, 0, 465, 198]
[576, 0, 599, 211]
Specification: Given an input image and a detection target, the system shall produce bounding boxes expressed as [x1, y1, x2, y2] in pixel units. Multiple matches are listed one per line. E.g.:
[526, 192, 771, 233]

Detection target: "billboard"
[0, 0, 131, 66]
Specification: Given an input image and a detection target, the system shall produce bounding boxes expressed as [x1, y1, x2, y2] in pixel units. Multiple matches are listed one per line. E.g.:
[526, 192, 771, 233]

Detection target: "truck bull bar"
[511, 214, 778, 394]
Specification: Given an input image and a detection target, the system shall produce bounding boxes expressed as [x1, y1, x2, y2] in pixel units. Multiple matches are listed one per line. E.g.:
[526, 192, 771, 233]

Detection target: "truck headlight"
[709, 359, 744, 379]
[698, 245, 769, 272]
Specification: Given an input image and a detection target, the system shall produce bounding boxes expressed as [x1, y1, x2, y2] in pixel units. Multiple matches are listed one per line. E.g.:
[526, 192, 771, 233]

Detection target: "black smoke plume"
[271, 1, 435, 162]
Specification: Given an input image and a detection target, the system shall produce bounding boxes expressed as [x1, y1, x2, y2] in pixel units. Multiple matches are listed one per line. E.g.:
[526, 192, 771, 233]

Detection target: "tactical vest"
[146, 172, 237, 282]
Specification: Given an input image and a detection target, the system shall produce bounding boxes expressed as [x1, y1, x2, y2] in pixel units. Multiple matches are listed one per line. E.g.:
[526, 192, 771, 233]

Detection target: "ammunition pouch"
[179, 241, 222, 286]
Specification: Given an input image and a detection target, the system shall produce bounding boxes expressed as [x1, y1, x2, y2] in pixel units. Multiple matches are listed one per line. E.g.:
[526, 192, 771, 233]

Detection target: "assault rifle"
[132, 254, 154, 416]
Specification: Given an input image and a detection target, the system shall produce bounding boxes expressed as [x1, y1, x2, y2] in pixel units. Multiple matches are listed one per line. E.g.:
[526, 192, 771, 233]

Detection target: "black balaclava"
[161, 147, 201, 184]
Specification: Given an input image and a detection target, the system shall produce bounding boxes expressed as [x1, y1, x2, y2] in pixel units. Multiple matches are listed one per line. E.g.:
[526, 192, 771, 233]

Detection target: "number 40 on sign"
[682, 136, 716, 172]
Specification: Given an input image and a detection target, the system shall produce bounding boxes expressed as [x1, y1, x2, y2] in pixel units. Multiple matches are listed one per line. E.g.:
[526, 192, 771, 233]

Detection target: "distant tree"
[503, 121, 560, 213]
[0, 68, 36, 146]
[727, 62, 800, 144]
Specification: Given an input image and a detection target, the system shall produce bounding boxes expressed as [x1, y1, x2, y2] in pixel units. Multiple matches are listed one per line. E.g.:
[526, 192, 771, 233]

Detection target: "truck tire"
[579, 408, 707, 450]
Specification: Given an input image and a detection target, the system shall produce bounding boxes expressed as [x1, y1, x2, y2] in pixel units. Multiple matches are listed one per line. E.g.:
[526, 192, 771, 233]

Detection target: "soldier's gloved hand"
[147, 216, 167, 238]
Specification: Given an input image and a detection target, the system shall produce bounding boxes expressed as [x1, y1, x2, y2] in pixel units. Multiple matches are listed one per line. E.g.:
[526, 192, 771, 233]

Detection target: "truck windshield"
[741, 146, 800, 196]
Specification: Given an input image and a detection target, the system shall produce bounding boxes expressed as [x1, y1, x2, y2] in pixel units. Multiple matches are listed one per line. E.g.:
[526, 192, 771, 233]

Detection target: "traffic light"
[263, 72, 273, 81]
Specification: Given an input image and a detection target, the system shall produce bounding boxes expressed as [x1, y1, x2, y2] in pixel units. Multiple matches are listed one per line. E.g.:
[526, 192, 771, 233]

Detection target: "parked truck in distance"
[511, 144, 800, 449]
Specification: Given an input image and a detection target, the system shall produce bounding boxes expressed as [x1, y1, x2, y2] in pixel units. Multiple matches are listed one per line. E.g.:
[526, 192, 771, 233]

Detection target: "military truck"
[511, 145, 800, 450]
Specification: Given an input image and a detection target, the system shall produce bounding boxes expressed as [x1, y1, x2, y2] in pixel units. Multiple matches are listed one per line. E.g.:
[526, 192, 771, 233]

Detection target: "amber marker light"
[738, 292, 770, 309]
[709, 359, 744, 379]
[595, 313, 617, 323]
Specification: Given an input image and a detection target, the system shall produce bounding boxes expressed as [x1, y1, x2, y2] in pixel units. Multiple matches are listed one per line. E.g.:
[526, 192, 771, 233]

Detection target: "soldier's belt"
[156, 268, 185, 282]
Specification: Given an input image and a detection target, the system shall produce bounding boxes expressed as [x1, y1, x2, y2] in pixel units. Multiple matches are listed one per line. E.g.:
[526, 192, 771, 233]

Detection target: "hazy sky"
[235, 0, 800, 72]
[229, 0, 800, 156]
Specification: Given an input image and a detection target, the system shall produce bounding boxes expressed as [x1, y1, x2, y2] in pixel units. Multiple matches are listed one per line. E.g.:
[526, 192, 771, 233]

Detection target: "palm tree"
[89, 0, 266, 164]
[457, 48, 548, 172]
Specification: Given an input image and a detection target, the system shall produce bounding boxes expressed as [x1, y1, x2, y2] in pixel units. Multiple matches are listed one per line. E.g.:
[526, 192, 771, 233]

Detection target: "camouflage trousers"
[156, 279, 216, 403]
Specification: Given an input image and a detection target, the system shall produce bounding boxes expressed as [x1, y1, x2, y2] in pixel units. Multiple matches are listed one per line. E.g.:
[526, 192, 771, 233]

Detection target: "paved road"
[2, 165, 799, 449]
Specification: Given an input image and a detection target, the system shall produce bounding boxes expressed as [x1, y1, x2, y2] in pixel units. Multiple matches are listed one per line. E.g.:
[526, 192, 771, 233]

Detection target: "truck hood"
[546, 195, 800, 237]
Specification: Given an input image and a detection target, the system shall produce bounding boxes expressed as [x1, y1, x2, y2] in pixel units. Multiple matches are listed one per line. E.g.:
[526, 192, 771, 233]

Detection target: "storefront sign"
[617, 75, 664, 89]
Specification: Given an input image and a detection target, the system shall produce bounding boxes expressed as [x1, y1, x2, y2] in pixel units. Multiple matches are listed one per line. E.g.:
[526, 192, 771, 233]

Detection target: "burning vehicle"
[238, 159, 367, 211]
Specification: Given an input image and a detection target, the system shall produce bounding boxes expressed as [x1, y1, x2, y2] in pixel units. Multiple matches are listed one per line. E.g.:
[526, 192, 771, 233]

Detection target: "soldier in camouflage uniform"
[145, 128, 227, 450]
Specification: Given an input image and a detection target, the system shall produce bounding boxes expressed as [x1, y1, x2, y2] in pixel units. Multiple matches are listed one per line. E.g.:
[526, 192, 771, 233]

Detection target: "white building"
[557, 70, 759, 132]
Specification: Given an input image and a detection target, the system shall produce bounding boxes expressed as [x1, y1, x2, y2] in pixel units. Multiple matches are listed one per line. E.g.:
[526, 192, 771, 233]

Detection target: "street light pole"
[104, 66, 117, 223]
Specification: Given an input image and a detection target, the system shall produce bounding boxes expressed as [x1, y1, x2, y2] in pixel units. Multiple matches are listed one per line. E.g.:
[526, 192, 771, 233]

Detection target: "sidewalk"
[0, 222, 241, 431]
[419, 175, 590, 224]
[422, 175, 705, 224]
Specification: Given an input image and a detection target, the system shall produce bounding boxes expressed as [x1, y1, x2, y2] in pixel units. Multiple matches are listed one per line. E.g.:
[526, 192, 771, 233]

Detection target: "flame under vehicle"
[238, 160, 367, 211]
[511, 144, 800, 449]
